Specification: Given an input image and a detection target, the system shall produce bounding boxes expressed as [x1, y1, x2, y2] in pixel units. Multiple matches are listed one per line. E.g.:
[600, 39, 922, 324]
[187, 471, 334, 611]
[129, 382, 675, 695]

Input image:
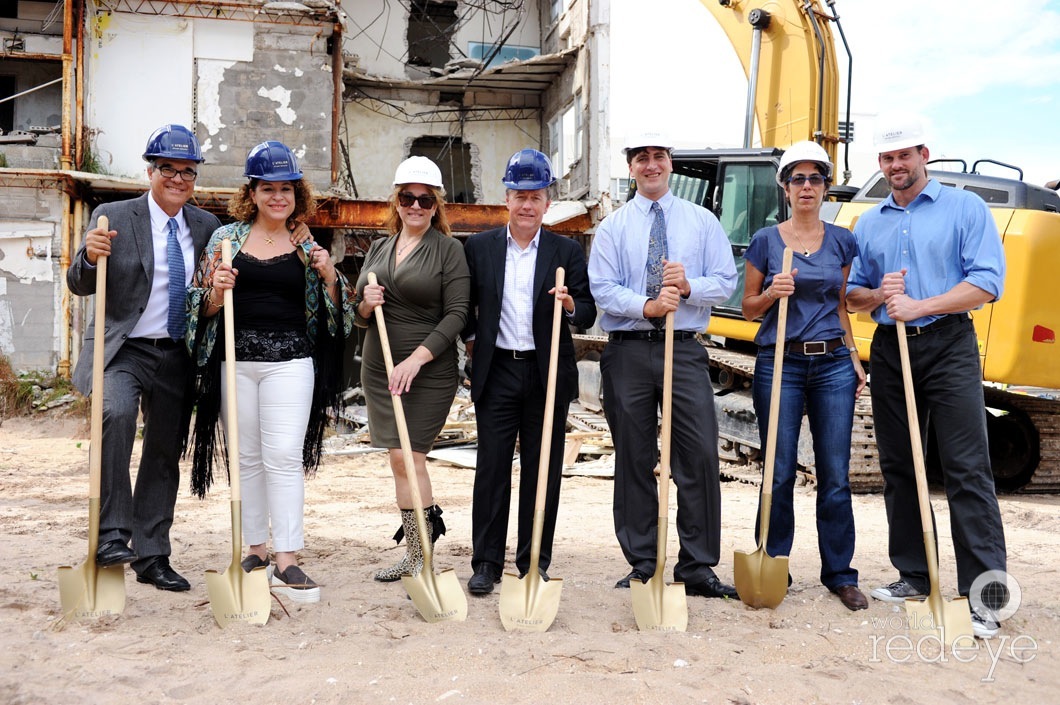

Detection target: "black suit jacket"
[463, 226, 595, 404]
[67, 193, 221, 395]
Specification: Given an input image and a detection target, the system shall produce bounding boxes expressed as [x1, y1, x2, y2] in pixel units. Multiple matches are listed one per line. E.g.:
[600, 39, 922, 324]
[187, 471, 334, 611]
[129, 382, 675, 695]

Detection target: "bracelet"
[207, 290, 224, 309]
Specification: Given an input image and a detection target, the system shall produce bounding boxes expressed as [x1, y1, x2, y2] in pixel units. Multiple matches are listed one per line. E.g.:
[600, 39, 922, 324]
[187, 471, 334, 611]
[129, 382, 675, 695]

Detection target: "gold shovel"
[368, 272, 467, 623]
[734, 247, 793, 609]
[499, 268, 566, 632]
[58, 215, 127, 620]
[205, 238, 271, 628]
[896, 320, 973, 646]
[630, 311, 688, 632]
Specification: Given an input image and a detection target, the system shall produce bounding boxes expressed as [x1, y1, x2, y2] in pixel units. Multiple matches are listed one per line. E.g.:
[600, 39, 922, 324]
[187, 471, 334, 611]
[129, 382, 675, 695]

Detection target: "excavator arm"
[700, 0, 843, 166]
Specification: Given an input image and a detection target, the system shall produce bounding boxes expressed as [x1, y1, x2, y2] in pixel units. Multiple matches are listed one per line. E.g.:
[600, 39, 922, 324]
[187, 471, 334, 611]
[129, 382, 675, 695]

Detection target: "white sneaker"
[971, 611, 1000, 639]
[870, 579, 926, 603]
[272, 565, 321, 603]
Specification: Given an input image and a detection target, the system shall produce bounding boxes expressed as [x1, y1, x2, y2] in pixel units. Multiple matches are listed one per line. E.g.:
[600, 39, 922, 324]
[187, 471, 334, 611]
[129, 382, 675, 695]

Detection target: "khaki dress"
[355, 228, 471, 452]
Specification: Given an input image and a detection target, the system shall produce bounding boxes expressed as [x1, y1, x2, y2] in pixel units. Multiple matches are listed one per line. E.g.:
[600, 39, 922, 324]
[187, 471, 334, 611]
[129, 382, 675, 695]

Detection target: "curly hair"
[227, 178, 318, 226]
[384, 184, 451, 237]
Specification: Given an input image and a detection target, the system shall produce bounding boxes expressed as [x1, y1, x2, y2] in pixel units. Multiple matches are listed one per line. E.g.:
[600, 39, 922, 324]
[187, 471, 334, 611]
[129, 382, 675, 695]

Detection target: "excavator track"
[983, 387, 1060, 493]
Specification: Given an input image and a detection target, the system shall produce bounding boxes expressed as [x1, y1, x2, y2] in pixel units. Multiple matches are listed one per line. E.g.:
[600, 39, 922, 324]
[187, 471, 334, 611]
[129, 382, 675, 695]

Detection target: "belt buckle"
[803, 340, 827, 355]
[905, 325, 925, 337]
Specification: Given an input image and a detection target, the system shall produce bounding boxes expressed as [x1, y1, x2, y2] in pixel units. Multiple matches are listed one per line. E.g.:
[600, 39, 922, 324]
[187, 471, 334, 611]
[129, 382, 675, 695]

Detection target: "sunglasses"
[786, 174, 827, 187]
[397, 192, 437, 209]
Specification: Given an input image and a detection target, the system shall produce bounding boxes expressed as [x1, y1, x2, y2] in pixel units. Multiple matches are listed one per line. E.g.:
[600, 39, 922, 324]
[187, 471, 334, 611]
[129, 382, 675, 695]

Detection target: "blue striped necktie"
[646, 201, 668, 329]
[166, 217, 187, 340]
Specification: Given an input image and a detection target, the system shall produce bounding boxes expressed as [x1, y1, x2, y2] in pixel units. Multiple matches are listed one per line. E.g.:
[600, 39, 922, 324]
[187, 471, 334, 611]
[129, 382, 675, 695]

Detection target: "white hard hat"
[623, 130, 673, 154]
[873, 112, 929, 153]
[776, 141, 833, 185]
[393, 156, 443, 187]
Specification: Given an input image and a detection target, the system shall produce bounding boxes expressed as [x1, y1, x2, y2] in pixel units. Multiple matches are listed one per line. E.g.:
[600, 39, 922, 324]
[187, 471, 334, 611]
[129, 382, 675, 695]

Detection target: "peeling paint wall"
[0, 184, 64, 371]
[194, 24, 335, 190]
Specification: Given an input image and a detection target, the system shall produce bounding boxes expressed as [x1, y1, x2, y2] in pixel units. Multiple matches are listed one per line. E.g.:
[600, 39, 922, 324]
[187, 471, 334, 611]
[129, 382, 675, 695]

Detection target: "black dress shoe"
[135, 557, 190, 592]
[615, 569, 650, 589]
[468, 564, 501, 595]
[684, 575, 738, 599]
[96, 540, 137, 567]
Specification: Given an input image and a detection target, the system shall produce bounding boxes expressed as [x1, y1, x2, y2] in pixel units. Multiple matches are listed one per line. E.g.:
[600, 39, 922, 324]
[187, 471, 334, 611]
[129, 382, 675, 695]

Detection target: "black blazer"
[67, 193, 221, 395]
[463, 226, 595, 404]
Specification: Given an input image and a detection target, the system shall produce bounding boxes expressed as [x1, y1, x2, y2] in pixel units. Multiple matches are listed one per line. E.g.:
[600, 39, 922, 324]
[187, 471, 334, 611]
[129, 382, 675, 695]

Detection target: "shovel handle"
[88, 216, 108, 502]
[367, 272, 434, 566]
[758, 247, 793, 540]
[221, 238, 241, 502]
[528, 268, 565, 574]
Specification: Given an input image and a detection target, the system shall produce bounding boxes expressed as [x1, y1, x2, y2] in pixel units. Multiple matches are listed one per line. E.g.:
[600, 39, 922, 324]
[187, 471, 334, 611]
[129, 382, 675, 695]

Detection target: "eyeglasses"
[786, 174, 827, 187]
[397, 192, 437, 209]
[156, 165, 199, 182]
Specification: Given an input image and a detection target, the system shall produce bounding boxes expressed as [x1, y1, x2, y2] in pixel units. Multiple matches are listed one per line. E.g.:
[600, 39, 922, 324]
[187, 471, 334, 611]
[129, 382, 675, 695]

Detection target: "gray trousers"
[98, 338, 190, 572]
[601, 337, 723, 584]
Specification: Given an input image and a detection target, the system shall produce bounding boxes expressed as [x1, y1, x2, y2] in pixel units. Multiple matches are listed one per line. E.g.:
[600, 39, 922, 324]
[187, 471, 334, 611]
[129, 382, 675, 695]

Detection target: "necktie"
[646, 201, 668, 329]
[166, 217, 187, 340]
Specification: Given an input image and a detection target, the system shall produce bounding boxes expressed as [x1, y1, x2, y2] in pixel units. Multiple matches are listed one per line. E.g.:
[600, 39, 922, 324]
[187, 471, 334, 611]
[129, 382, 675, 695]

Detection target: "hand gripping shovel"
[896, 320, 973, 646]
[499, 268, 566, 632]
[630, 311, 688, 631]
[205, 238, 271, 627]
[734, 247, 793, 609]
[368, 272, 467, 623]
[58, 215, 126, 620]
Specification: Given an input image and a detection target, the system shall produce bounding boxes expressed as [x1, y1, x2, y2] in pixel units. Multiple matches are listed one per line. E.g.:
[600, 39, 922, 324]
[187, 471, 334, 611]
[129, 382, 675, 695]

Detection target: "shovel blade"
[57, 561, 126, 620]
[630, 576, 688, 632]
[905, 593, 973, 646]
[498, 571, 563, 632]
[402, 568, 468, 623]
[205, 566, 271, 628]
[733, 547, 789, 609]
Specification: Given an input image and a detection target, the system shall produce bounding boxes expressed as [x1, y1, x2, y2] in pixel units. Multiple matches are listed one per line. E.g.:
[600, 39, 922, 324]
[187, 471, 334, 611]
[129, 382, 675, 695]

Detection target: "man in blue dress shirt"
[588, 131, 739, 599]
[846, 112, 1007, 638]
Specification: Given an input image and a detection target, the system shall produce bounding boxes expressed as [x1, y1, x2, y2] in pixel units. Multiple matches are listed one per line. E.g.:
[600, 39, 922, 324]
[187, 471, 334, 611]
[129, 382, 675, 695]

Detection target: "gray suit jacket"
[67, 193, 221, 394]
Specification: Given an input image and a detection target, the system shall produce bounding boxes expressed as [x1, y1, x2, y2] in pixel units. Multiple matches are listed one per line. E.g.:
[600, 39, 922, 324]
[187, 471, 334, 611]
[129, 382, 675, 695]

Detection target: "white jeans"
[221, 358, 313, 552]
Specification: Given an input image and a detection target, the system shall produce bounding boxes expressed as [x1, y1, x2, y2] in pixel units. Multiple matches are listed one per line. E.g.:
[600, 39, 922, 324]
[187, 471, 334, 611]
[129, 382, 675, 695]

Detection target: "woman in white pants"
[187, 140, 354, 601]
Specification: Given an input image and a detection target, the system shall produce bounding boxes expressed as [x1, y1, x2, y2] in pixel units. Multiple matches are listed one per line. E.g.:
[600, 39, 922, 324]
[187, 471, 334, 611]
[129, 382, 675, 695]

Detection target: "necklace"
[789, 222, 822, 255]
[396, 236, 422, 257]
[263, 236, 275, 246]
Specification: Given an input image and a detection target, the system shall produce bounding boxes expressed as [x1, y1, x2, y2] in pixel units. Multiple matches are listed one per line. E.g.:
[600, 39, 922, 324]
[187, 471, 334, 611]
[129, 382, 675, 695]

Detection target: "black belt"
[883, 314, 971, 337]
[608, 330, 698, 343]
[784, 337, 845, 356]
[130, 337, 182, 350]
[496, 347, 536, 360]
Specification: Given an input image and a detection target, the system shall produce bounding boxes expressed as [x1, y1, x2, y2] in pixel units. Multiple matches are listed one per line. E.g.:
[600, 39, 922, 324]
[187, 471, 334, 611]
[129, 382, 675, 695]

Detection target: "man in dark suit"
[463, 149, 596, 595]
[66, 124, 221, 592]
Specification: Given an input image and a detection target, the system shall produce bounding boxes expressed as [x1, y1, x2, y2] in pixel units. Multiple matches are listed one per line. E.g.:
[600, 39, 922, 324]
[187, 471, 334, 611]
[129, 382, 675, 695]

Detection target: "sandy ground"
[0, 412, 1057, 705]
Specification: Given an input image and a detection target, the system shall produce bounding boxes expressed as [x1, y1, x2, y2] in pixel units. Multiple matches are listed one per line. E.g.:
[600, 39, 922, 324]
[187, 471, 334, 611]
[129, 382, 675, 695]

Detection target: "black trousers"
[601, 337, 723, 584]
[472, 355, 567, 574]
[870, 316, 1006, 595]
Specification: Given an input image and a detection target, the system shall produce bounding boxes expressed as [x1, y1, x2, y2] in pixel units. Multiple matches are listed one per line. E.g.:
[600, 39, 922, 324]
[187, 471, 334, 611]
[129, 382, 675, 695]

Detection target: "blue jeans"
[752, 346, 859, 590]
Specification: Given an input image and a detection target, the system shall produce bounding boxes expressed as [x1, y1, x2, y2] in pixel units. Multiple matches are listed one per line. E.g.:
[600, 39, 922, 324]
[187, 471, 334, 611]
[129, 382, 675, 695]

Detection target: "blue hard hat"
[502, 149, 556, 190]
[243, 141, 303, 181]
[142, 124, 205, 163]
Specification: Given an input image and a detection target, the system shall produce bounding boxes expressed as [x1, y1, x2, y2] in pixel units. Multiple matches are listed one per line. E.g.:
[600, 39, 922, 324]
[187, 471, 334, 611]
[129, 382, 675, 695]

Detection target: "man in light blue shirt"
[846, 113, 1007, 639]
[588, 131, 738, 599]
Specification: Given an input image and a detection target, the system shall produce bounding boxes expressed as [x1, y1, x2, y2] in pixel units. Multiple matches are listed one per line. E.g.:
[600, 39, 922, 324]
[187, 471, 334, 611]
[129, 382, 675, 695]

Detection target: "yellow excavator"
[670, 0, 1060, 492]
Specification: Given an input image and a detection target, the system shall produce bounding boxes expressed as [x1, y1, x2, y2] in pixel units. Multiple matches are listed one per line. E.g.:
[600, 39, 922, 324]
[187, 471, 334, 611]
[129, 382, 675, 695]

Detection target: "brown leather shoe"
[833, 584, 868, 611]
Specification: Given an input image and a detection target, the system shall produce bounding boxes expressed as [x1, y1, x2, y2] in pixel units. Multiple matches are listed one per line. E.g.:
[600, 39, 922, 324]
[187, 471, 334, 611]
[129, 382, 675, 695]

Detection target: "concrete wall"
[0, 182, 64, 371]
[344, 2, 543, 79]
[87, 14, 335, 190]
[0, 58, 62, 131]
[344, 99, 540, 204]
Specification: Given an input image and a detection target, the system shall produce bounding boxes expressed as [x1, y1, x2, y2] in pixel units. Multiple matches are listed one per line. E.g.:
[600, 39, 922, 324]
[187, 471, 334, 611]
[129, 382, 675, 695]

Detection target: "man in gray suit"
[66, 124, 221, 591]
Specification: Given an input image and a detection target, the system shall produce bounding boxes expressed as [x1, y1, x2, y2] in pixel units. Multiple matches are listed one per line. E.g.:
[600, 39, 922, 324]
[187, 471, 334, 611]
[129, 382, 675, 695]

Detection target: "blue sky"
[612, 0, 1060, 189]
